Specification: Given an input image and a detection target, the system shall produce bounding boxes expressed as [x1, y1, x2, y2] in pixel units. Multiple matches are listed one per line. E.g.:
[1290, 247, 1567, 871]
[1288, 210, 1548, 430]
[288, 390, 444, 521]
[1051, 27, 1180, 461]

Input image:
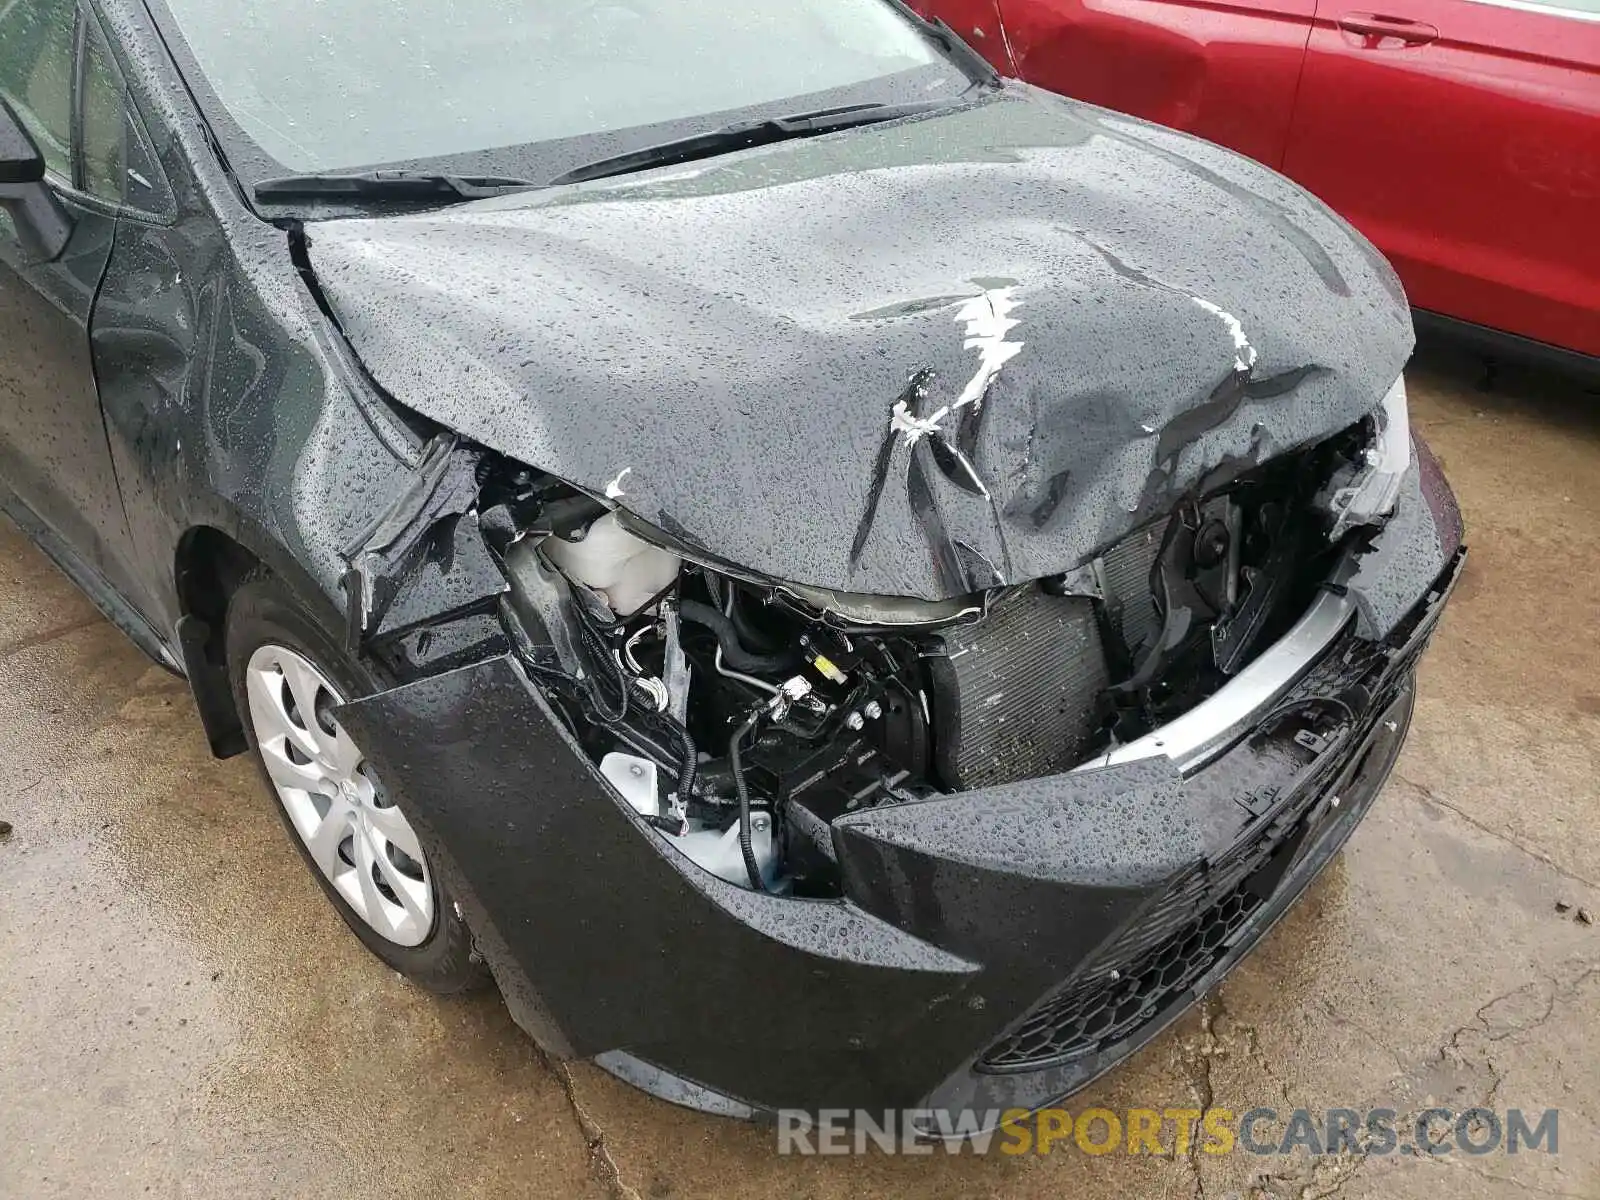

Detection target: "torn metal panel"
[303, 87, 1412, 603]
[369, 512, 505, 637]
[340, 433, 505, 649]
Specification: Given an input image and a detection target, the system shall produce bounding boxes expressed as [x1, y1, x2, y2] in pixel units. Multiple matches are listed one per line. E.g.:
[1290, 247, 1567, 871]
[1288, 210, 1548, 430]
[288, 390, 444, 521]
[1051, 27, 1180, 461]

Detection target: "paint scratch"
[604, 467, 632, 499]
[889, 401, 944, 443]
[952, 287, 1026, 411]
[892, 285, 1024, 446]
[1189, 296, 1257, 373]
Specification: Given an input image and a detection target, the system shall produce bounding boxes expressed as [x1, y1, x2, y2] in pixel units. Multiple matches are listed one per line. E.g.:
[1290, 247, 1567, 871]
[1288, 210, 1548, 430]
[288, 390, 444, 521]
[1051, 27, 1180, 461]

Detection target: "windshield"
[155, 0, 966, 180]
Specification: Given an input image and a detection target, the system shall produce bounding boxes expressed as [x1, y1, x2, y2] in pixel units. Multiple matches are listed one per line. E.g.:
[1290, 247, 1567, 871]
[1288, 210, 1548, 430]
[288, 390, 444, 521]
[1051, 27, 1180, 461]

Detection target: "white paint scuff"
[892, 285, 1025, 447]
[1189, 296, 1257, 373]
[604, 467, 632, 499]
[888, 401, 944, 442]
[951, 286, 1026, 410]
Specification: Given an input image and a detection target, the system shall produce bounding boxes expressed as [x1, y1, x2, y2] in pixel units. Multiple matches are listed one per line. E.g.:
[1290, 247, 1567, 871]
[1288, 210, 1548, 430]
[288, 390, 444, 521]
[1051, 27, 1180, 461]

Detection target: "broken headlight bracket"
[1322, 373, 1410, 541]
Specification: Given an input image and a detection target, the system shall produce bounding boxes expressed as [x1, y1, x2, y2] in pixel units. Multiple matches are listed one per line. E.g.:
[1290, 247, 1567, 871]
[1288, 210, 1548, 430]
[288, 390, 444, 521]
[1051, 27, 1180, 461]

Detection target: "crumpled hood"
[305, 85, 1412, 600]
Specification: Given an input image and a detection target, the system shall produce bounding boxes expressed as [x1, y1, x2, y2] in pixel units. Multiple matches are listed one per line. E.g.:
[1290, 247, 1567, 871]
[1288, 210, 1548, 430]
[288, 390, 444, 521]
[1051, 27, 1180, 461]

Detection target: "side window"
[79, 14, 124, 200]
[78, 11, 174, 217]
[0, 0, 77, 179]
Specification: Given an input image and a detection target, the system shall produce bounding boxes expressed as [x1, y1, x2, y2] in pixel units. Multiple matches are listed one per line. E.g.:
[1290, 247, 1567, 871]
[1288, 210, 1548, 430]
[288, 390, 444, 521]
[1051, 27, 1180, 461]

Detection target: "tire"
[224, 570, 487, 993]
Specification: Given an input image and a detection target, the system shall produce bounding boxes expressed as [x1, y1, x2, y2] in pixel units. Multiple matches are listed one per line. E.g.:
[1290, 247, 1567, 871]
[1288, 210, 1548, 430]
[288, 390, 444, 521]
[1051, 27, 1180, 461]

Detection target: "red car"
[911, 0, 1600, 363]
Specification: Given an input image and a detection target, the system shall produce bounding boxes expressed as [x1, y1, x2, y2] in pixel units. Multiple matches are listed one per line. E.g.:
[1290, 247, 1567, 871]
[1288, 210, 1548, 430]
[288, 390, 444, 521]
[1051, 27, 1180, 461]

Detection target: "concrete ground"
[1, 343, 1597, 1200]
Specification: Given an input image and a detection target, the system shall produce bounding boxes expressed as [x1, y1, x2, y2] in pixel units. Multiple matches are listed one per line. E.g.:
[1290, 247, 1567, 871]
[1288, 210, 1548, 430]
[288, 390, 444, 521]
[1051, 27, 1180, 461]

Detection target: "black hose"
[680, 599, 795, 674]
[728, 712, 767, 891]
[644, 708, 697, 810]
[672, 723, 696, 806]
[573, 603, 630, 724]
[728, 588, 786, 653]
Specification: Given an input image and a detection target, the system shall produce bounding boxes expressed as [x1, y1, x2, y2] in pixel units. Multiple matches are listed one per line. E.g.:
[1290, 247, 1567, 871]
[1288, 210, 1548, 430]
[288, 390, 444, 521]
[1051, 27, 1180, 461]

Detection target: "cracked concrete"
[1176, 995, 1223, 1199]
[549, 1055, 647, 1200]
[2, 342, 1598, 1198]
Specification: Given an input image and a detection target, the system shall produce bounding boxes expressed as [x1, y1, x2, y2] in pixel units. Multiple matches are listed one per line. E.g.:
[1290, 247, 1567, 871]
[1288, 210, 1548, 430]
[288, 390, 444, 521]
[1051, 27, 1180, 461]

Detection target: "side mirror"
[0, 94, 46, 184]
[0, 97, 72, 263]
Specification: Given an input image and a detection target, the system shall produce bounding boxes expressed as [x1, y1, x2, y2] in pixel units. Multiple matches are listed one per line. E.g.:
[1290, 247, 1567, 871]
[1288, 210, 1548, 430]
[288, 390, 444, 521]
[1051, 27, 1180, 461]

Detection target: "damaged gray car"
[0, 0, 1462, 1122]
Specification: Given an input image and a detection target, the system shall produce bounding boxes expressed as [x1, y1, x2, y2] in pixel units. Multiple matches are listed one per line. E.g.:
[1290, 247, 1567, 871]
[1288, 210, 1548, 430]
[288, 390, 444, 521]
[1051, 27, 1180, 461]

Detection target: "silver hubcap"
[244, 644, 434, 947]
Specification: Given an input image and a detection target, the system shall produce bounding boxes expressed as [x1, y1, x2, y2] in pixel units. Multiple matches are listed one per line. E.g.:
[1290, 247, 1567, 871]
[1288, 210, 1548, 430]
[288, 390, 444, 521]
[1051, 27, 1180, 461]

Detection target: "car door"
[1282, 0, 1600, 357]
[0, 0, 147, 605]
[988, 0, 1319, 168]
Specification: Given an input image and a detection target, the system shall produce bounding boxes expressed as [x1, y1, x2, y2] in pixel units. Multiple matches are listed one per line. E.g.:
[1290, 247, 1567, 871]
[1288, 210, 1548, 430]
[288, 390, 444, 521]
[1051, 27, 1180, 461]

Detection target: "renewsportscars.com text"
[776, 1106, 1559, 1157]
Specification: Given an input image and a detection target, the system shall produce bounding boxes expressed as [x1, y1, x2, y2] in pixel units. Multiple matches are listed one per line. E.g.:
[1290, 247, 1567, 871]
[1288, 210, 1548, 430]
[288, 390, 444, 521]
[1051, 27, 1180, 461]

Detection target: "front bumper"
[337, 439, 1463, 1120]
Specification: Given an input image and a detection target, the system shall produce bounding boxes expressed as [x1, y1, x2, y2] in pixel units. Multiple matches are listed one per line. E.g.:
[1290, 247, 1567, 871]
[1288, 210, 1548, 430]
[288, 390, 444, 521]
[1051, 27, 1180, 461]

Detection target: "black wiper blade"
[546, 100, 950, 188]
[254, 170, 541, 203]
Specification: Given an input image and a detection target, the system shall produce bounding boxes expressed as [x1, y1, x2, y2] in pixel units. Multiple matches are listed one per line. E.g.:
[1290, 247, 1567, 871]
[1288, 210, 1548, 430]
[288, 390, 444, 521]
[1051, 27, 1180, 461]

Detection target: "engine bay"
[474, 418, 1379, 898]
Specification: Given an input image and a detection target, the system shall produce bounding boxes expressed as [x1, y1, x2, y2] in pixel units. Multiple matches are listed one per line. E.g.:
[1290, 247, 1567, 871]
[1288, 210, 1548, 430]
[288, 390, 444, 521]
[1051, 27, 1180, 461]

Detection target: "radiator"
[926, 586, 1110, 789]
[1098, 517, 1168, 660]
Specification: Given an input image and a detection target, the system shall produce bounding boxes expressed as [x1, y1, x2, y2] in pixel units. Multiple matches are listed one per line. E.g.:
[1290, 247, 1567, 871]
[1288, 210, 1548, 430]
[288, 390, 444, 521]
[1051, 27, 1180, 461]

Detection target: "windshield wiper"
[256, 98, 960, 200]
[254, 170, 542, 204]
[545, 100, 952, 188]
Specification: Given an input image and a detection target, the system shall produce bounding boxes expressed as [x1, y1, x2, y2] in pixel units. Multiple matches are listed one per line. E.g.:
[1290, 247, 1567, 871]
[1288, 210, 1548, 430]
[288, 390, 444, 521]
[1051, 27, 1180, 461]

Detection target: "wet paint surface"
[2, 347, 1596, 1197]
[320, 430, 1455, 1115]
[307, 85, 1411, 601]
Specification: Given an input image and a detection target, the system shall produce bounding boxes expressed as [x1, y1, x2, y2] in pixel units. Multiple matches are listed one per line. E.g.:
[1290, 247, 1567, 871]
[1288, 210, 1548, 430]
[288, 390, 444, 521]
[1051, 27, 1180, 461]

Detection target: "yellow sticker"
[811, 654, 846, 683]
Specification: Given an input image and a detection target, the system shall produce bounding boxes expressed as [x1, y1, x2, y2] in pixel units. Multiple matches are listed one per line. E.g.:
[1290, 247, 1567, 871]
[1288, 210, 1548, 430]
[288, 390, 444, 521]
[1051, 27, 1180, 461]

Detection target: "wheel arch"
[172, 519, 350, 758]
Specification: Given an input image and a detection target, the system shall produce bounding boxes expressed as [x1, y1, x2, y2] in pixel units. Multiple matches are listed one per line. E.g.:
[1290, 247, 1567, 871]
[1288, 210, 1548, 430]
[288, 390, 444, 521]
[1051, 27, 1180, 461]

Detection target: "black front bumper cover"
[336, 450, 1463, 1121]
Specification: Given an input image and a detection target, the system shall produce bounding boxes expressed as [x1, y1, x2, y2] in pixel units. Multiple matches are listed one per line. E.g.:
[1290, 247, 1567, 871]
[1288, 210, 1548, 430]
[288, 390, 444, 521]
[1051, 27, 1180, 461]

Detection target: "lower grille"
[981, 878, 1264, 1071]
[974, 553, 1453, 1076]
[927, 586, 1108, 789]
[977, 688, 1380, 1073]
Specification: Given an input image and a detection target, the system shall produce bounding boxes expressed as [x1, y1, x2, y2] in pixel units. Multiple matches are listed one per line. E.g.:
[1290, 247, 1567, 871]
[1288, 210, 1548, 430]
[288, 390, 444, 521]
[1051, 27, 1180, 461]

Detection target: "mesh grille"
[977, 712, 1358, 1072]
[981, 881, 1263, 1070]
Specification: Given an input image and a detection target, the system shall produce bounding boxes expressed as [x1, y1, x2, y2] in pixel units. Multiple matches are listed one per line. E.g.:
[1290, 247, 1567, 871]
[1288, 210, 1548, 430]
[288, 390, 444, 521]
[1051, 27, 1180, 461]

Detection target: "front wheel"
[225, 571, 487, 992]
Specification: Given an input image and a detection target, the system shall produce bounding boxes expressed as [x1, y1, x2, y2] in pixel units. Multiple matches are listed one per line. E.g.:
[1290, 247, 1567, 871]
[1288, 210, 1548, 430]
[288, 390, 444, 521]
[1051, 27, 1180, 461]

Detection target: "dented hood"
[305, 86, 1412, 600]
